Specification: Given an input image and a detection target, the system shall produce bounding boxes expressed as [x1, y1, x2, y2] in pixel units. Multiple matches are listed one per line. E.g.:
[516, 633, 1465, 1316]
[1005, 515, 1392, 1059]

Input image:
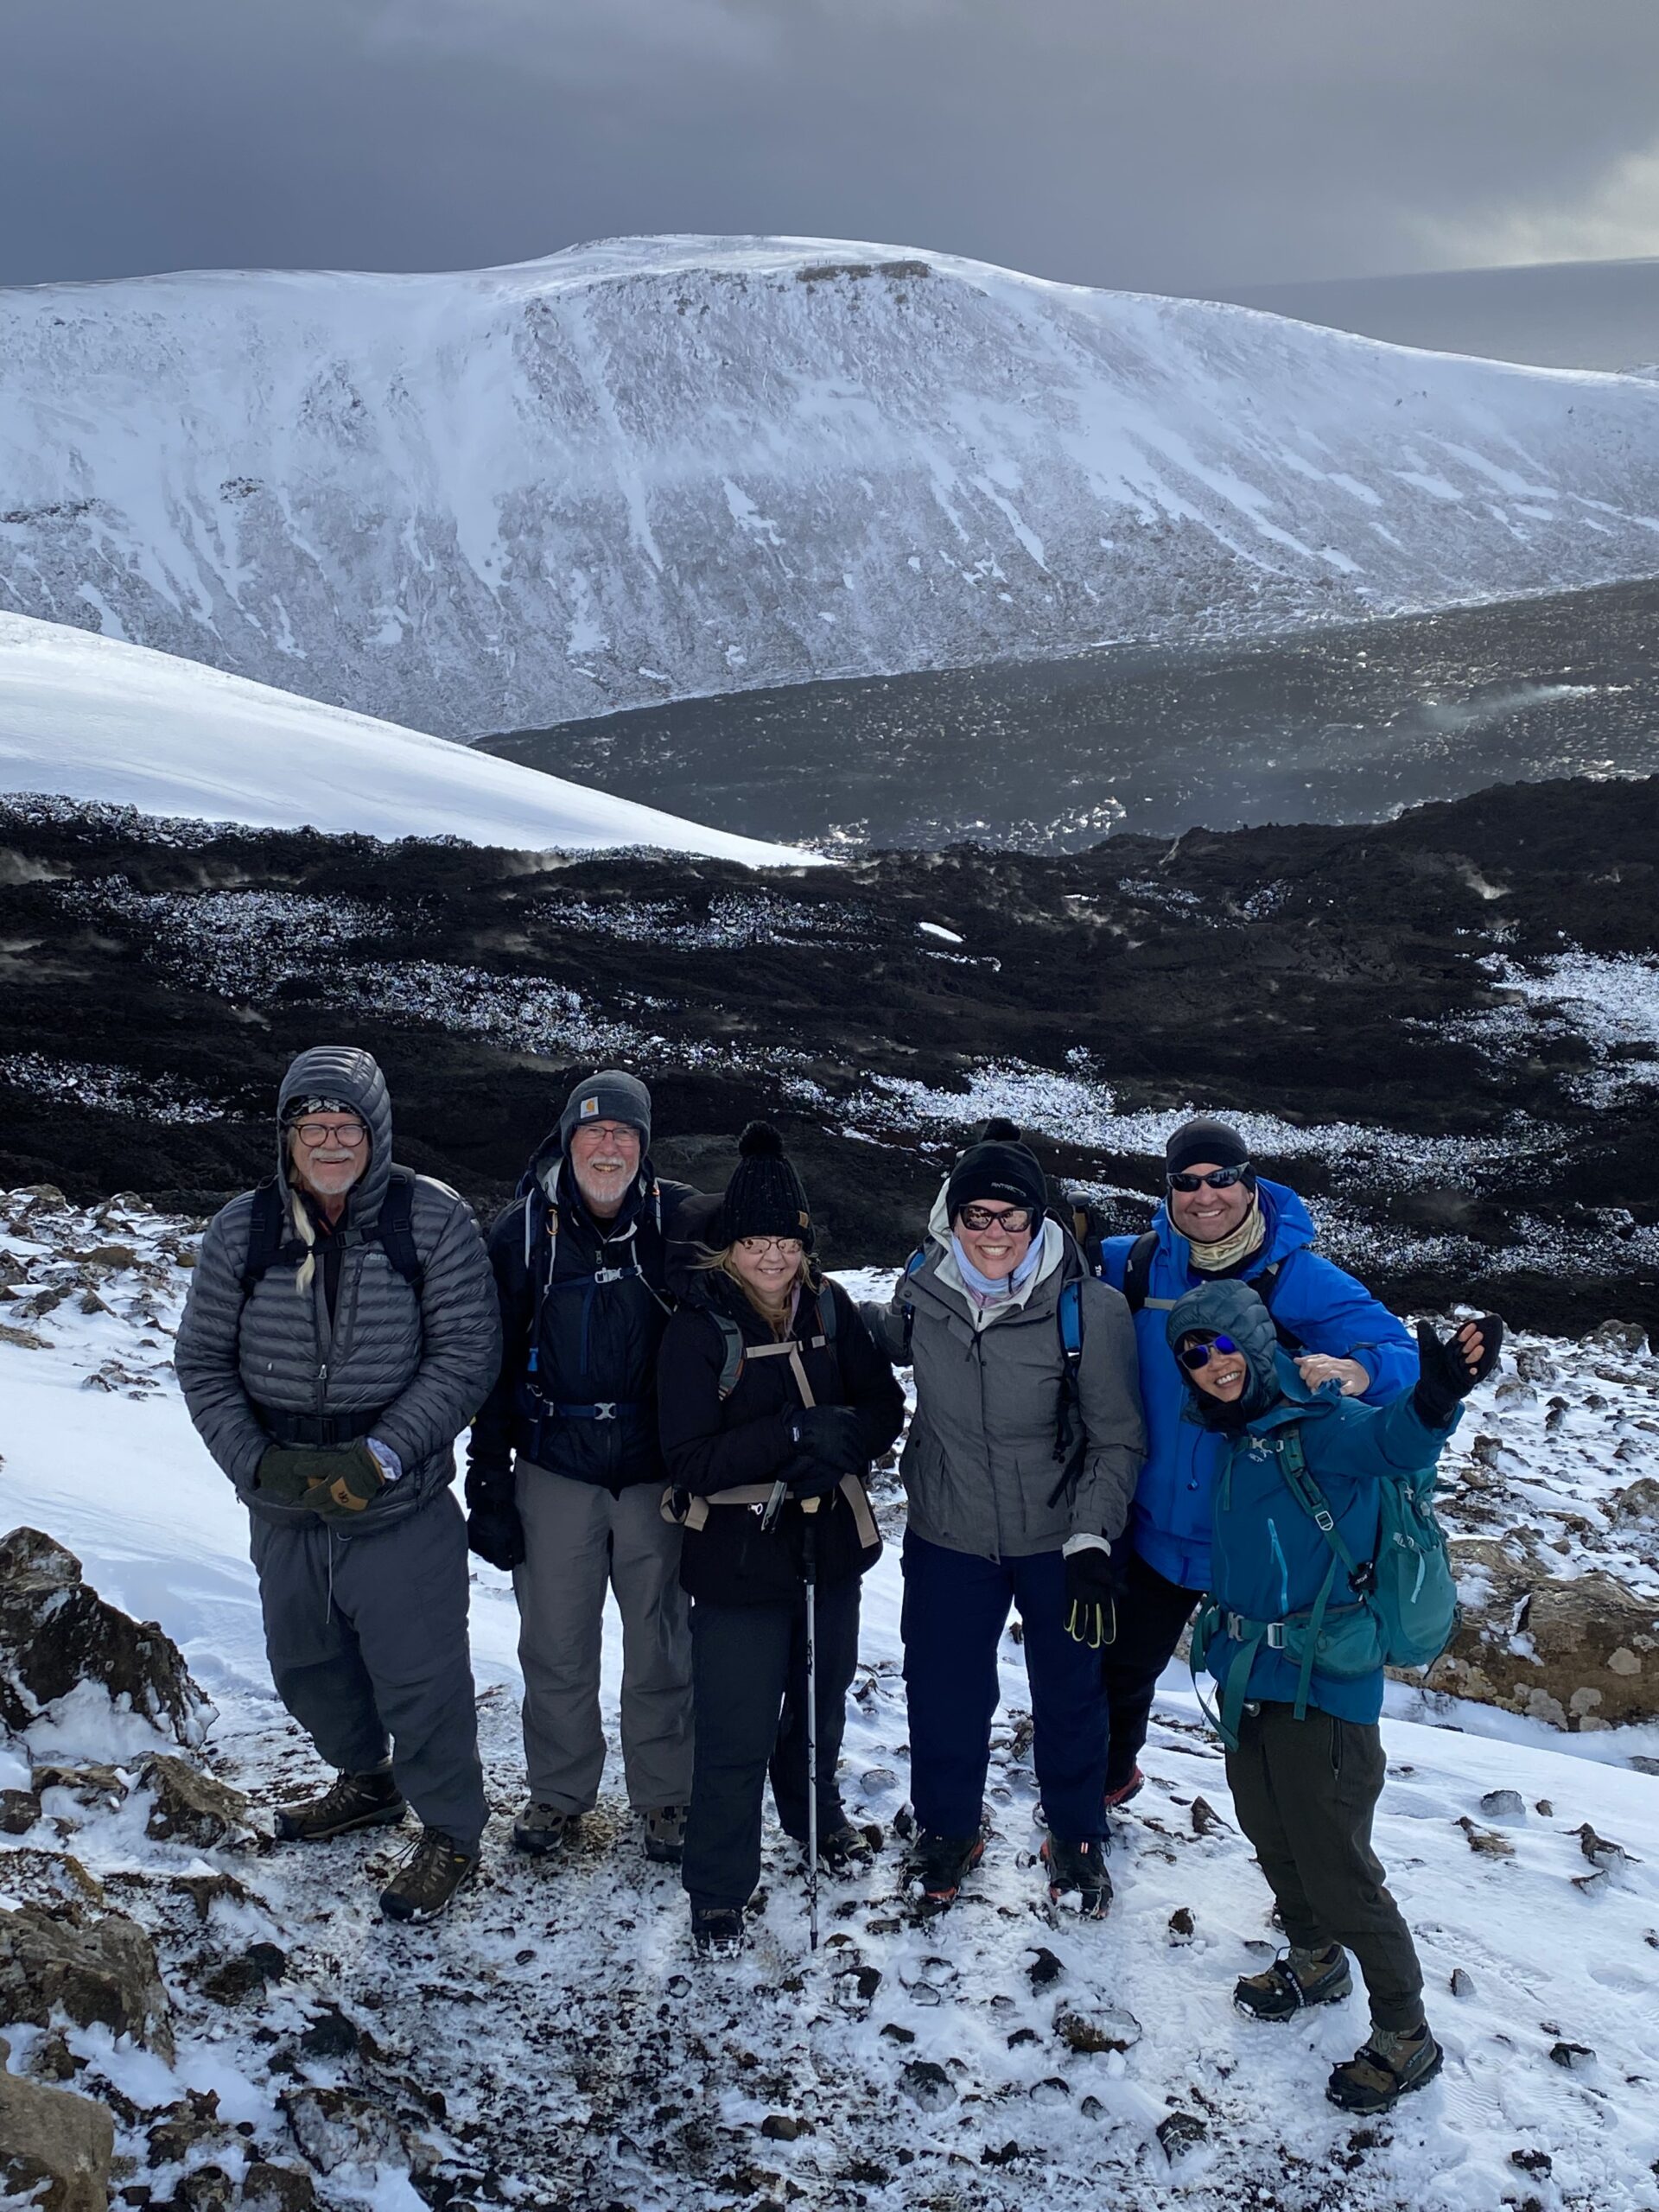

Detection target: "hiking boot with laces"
[379, 1827, 480, 1923]
[690, 1905, 747, 1957]
[1326, 2021, 1443, 2112]
[1103, 1765, 1146, 1811]
[643, 1804, 687, 1865]
[274, 1766, 405, 1842]
[905, 1830, 985, 1916]
[817, 1821, 877, 1874]
[1236, 1943, 1353, 2021]
[1041, 1834, 1113, 1918]
[512, 1802, 583, 1857]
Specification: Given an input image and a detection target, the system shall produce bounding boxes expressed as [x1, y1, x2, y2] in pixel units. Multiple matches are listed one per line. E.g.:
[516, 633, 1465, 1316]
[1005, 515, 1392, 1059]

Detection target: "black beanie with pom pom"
[945, 1116, 1048, 1224]
[715, 1121, 816, 1251]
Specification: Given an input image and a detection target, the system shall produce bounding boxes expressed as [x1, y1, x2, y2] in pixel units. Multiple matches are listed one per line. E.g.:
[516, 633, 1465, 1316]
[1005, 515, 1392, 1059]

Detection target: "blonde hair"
[695, 1241, 817, 1333]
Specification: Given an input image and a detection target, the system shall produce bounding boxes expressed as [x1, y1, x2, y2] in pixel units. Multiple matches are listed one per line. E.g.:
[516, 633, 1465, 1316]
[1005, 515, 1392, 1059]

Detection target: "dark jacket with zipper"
[658, 1265, 905, 1607]
[468, 1143, 698, 1496]
[174, 1046, 501, 1535]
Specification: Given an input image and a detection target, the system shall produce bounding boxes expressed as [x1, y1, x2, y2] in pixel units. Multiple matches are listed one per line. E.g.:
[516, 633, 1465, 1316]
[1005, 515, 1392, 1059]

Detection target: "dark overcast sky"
[5, 0, 1659, 294]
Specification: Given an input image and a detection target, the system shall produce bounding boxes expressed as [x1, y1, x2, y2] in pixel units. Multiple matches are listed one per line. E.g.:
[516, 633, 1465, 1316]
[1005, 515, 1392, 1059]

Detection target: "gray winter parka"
[174, 1046, 501, 1535]
[862, 1201, 1145, 1562]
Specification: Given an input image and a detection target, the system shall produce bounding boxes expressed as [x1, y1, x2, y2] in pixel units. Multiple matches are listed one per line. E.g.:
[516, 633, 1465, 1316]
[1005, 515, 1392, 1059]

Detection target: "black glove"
[254, 1446, 322, 1505]
[303, 1442, 388, 1522]
[465, 1465, 527, 1571]
[784, 1455, 842, 1502]
[787, 1406, 867, 1478]
[1063, 1543, 1121, 1649]
[1412, 1315, 1504, 1429]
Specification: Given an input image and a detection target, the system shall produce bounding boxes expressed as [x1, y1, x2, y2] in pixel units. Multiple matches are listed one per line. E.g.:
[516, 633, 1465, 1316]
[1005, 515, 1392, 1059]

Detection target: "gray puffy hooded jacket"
[175, 1046, 501, 1533]
[862, 1192, 1145, 1562]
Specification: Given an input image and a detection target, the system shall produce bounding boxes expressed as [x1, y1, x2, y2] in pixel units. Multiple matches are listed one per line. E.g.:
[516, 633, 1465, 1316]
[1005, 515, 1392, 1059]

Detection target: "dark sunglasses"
[1169, 1164, 1251, 1192]
[1177, 1333, 1240, 1370]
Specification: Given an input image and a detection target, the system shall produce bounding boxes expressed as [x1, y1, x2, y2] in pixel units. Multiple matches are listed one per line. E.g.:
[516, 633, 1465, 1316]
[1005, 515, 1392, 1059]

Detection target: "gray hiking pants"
[1226, 1701, 1424, 2031]
[250, 1491, 487, 1851]
[512, 1466, 694, 1814]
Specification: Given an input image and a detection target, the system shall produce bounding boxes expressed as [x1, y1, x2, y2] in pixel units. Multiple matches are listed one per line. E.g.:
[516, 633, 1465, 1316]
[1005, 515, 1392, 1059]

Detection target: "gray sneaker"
[512, 1801, 583, 1857]
[643, 1804, 687, 1864]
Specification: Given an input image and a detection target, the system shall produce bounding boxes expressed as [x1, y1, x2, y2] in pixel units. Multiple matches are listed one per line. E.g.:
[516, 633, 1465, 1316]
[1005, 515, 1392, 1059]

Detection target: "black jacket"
[468, 1144, 698, 1496]
[658, 1265, 905, 1606]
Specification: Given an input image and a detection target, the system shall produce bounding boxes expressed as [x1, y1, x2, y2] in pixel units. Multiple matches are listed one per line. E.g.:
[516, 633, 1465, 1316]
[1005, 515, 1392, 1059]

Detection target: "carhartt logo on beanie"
[945, 1116, 1047, 1222]
[559, 1069, 652, 1154]
[715, 1122, 815, 1250]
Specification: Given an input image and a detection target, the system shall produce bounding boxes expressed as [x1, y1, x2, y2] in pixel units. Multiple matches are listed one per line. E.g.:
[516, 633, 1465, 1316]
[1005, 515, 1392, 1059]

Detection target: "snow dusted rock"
[238, 2164, 316, 2212]
[1434, 1538, 1659, 1727]
[0, 2031, 115, 2212]
[0, 1527, 213, 1745]
[279, 2086, 431, 2178]
[898, 2060, 956, 2111]
[1053, 2001, 1142, 2055]
[135, 1752, 253, 1850]
[0, 1903, 175, 2060]
[6, 238, 1659, 740]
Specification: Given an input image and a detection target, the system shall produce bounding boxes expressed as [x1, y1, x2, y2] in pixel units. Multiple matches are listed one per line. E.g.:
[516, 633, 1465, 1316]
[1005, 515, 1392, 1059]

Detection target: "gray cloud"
[4, 0, 1659, 293]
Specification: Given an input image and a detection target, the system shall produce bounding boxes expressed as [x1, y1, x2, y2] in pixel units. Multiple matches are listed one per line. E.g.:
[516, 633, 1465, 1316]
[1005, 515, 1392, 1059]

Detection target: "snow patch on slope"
[0, 613, 816, 865]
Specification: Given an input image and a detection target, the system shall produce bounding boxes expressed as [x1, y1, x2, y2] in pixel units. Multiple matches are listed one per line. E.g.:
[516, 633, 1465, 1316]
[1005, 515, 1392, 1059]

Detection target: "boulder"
[238, 2164, 317, 2212]
[0, 1527, 213, 1745]
[280, 2088, 428, 2177]
[0, 2031, 115, 2212]
[136, 1754, 252, 1849]
[1428, 1540, 1659, 1728]
[0, 1903, 175, 2061]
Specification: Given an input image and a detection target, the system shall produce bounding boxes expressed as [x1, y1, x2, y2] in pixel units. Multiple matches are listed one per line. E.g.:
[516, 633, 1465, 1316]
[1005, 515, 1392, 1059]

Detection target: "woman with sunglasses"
[863, 1120, 1145, 1920]
[1168, 1274, 1500, 2113]
[657, 1122, 904, 1955]
[1093, 1117, 1418, 1814]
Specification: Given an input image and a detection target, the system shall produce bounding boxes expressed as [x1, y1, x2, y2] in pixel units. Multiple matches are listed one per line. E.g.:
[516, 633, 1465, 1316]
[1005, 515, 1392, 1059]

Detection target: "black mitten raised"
[1413, 1315, 1504, 1428]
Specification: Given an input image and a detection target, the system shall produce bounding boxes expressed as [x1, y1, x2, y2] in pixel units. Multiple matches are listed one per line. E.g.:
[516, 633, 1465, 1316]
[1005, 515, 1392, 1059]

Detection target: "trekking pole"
[802, 1497, 821, 1953]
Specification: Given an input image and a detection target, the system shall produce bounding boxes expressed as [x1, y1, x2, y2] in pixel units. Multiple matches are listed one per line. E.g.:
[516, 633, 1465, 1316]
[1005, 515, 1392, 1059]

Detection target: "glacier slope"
[0, 613, 814, 864]
[3, 235, 1659, 737]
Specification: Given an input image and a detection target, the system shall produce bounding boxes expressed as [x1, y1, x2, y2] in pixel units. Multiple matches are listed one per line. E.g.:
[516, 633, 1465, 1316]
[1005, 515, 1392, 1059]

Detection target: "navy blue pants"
[900, 1529, 1108, 1843]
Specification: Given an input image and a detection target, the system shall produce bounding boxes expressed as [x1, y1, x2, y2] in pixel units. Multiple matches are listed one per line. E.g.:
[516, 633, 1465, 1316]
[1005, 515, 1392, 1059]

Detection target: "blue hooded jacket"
[1098, 1179, 1417, 1589]
[1165, 1278, 1457, 1724]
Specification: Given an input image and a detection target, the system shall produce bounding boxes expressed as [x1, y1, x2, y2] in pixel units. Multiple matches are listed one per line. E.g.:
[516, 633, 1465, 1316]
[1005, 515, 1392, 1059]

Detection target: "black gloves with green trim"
[255, 1442, 387, 1521]
[1064, 1542, 1123, 1649]
[1412, 1315, 1503, 1430]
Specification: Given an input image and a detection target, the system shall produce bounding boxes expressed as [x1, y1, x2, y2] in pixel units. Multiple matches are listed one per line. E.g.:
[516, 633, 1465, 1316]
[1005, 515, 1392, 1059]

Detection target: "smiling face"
[287, 1113, 369, 1205]
[568, 1118, 642, 1219]
[1179, 1332, 1249, 1404]
[1168, 1161, 1255, 1243]
[953, 1202, 1035, 1282]
[727, 1235, 804, 1307]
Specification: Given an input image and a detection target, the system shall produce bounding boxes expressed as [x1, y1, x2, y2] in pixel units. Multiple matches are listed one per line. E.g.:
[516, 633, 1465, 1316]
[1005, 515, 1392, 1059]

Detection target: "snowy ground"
[2, 1205, 1658, 2209]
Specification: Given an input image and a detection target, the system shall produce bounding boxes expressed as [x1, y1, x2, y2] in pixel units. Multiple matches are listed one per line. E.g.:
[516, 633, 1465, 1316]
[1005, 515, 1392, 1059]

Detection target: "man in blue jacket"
[1094, 1116, 1416, 1806]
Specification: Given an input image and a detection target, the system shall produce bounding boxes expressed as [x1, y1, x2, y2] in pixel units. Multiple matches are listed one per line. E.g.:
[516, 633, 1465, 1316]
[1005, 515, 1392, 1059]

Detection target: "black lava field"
[483, 578, 1659, 852]
[1, 772, 1655, 1341]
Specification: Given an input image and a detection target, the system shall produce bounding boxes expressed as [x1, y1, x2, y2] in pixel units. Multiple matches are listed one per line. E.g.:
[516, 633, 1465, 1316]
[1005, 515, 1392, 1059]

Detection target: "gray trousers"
[250, 1490, 488, 1851]
[1226, 1701, 1425, 2031]
[512, 1466, 694, 1814]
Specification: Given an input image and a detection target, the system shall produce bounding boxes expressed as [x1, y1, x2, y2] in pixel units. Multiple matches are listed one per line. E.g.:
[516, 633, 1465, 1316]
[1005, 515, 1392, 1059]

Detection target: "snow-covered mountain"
[0, 613, 812, 864]
[3, 236, 1659, 740]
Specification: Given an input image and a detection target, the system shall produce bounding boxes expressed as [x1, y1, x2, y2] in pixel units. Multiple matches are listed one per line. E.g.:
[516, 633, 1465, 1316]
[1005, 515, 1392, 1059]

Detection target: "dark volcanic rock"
[0, 2031, 114, 2212]
[0, 1903, 175, 2060]
[2, 774, 1657, 1332]
[0, 1528, 213, 1744]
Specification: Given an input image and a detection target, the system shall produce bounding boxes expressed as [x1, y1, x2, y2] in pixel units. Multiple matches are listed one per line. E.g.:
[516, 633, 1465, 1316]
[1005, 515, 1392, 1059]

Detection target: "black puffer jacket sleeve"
[175, 1192, 268, 1496]
[836, 1285, 906, 1465]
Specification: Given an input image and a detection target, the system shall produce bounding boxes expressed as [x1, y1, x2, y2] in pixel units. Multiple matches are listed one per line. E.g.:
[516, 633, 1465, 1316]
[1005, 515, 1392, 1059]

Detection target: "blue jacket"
[1203, 1356, 1457, 1723]
[1099, 1180, 1417, 1588]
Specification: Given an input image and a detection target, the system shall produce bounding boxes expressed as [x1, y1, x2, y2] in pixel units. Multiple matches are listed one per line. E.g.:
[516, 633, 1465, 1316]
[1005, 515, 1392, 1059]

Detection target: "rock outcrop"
[0, 2033, 115, 2212]
[0, 1902, 175, 2061]
[1431, 1539, 1659, 1729]
[0, 1526, 213, 1745]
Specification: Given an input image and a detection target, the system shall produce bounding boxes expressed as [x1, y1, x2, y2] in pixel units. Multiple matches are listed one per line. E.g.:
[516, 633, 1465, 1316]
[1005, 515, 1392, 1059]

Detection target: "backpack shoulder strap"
[712, 1313, 747, 1401]
[1276, 1424, 1363, 1582]
[239, 1179, 288, 1294]
[899, 1246, 926, 1362]
[1252, 1256, 1306, 1354]
[1122, 1230, 1160, 1315]
[373, 1166, 424, 1295]
[816, 1280, 838, 1346]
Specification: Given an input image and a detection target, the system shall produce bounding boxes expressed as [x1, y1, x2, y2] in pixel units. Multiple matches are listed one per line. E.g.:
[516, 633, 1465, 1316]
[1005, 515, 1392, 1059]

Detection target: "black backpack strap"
[712, 1313, 747, 1400]
[372, 1167, 425, 1296]
[1122, 1230, 1160, 1315]
[1253, 1258, 1304, 1354]
[239, 1179, 289, 1294]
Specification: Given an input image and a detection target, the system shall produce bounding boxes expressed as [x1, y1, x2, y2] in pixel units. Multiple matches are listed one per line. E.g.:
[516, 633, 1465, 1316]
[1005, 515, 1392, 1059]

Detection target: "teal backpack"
[1191, 1423, 1461, 1749]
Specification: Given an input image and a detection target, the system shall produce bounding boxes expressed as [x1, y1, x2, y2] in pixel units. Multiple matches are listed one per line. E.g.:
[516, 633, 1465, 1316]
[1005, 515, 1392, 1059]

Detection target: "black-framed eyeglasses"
[291, 1121, 368, 1149]
[1169, 1165, 1251, 1193]
[1177, 1333, 1240, 1370]
[955, 1204, 1036, 1233]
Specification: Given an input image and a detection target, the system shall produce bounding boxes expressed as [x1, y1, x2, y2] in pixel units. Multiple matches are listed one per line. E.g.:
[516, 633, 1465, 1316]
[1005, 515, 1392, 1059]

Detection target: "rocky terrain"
[1, 771, 1656, 1340]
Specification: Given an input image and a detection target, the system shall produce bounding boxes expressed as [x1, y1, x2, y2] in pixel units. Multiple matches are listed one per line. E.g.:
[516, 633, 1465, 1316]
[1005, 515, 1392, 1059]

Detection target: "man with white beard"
[466, 1073, 702, 1865]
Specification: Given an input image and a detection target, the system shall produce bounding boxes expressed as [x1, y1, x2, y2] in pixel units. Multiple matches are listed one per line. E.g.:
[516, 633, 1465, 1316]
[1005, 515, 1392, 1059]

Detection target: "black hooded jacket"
[469, 1138, 698, 1495]
[657, 1258, 905, 1606]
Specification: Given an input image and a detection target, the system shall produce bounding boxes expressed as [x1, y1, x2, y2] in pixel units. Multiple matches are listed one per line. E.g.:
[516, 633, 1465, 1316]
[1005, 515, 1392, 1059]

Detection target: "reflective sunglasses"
[956, 1204, 1036, 1233]
[1168, 1164, 1251, 1193]
[1177, 1332, 1240, 1370]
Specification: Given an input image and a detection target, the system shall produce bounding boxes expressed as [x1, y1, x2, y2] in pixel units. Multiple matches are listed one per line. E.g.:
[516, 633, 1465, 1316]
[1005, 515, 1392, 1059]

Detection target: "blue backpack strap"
[899, 1247, 926, 1361]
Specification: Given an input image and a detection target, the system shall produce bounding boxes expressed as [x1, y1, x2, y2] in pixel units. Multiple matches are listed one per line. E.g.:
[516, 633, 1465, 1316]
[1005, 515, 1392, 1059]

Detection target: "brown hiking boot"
[274, 1767, 405, 1842]
[1327, 2022, 1443, 2112]
[643, 1805, 687, 1864]
[512, 1801, 583, 1857]
[379, 1827, 480, 1923]
[1236, 1944, 1353, 2020]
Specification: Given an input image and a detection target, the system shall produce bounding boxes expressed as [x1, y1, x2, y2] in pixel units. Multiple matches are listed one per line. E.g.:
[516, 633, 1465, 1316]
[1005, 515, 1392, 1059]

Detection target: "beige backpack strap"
[837, 1471, 880, 1550]
[739, 1332, 820, 1409]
